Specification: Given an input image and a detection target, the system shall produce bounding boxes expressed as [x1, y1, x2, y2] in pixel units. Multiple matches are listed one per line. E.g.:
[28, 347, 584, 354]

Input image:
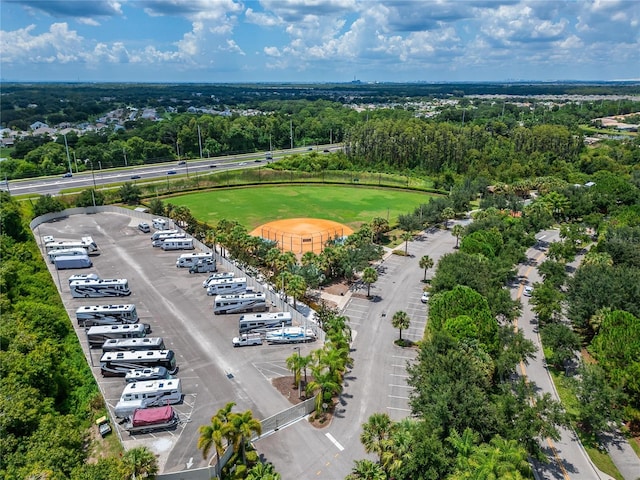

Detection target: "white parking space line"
[388, 394, 410, 400]
[325, 433, 345, 451]
[387, 406, 411, 412]
[390, 373, 410, 378]
[389, 384, 414, 389]
[392, 354, 415, 360]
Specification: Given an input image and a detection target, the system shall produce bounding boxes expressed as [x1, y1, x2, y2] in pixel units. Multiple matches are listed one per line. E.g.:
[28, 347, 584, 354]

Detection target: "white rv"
[151, 229, 180, 241]
[161, 239, 194, 251]
[114, 378, 182, 418]
[176, 252, 213, 268]
[238, 311, 293, 334]
[48, 247, 88, 263]
[45, 236, 99, 254]
[206, 277, 248, 296]
[76, 304, 138, 326]
[152, 218, 169, 230]
[101, 337, 165, 353]
[86, 324, 147, 348]
[70, 278, 131, 298]
[152, 233, 186, 247]
[202, 271, 235, 288]
[213, 292, 267, 315]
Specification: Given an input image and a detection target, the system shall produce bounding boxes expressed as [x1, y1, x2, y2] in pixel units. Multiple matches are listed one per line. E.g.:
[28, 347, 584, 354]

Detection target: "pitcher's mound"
[250, 218, 353, 254]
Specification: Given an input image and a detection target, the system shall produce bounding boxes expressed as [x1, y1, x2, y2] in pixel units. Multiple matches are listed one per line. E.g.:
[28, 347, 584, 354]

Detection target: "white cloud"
[0, 22, 84, 63]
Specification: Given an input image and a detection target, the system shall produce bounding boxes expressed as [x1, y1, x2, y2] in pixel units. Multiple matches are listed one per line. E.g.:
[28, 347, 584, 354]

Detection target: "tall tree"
[391, 310, 411, 342]
[228, 410, 262, 466]
[451, 224, 464, 248]
[360, 413, 395, 465]
[121, 447, 158, 480]
[362, 266, 378, 298]
[419, 255, 434, 282]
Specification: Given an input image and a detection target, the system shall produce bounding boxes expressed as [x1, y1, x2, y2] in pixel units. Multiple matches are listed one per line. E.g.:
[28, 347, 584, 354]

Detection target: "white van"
[176, 252, 214, 268]
[152, 218, 168, 230]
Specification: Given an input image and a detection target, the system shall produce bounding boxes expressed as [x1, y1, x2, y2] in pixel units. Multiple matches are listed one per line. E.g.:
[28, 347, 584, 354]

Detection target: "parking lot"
[35, 212, 317, 473]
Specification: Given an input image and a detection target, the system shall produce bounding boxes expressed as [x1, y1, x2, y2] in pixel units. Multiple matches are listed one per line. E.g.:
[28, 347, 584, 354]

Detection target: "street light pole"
[63, 133, 72, 174]
[293, 346, 301, 398]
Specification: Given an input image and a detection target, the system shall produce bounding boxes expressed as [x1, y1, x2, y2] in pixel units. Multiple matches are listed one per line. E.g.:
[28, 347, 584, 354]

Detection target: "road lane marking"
[325, 433, 344, 451]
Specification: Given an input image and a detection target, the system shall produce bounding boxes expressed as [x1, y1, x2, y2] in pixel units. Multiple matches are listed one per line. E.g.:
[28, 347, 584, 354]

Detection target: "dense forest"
[1, 83, 639, 478]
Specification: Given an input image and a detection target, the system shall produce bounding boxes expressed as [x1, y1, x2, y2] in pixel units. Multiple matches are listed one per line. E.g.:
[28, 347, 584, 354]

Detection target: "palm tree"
[198, 416, 232, 474]
[286, 351, 305, 389]
[361, 266, 378, 298]
[391, 311, 410, 341]
[246, 462, 281, 480]
[306, 365, 341, 415]
[418, 255, 434, 281]
[122, 446, 158, 480]
[229, 410, 262, 466]
[286, 274, 307, 309]
[371, 217, 389, 244]
[401, 231, 413, 255]
[345, 459, 386, 480]
[360, 412, 395, 465]
[451, 224, 464, 249]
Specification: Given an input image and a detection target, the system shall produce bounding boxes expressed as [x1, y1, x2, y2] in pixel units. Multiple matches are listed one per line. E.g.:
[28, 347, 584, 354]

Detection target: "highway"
[7, 145, 337, 197]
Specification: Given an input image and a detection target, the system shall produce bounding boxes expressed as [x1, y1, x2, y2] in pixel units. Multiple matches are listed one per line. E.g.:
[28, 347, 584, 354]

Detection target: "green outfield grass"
[168, 185, 434, 229]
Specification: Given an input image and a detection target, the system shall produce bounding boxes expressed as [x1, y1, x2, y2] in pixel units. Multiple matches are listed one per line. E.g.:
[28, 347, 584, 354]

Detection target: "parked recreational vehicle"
[101, 337, 165, 353]
[100, 350, 178, 377]
[202, 271, 234, 288]
[206, 277, 248, 296]
[70, 278, 131, 298]
[150, 229, 180, 241]
[189, 258, 217, 273]
[238, 312, 293, 334]
[213, 292, 267, 315]
[54, 255, 92, 270]
[114, 379, 182, 418]
[125, 367, 172, 383]
[48, 247, 88, 263]
[68, 273, 100, 284]
[123, 406, 179, 434]
[176, 252, 213, 268]
[152, 218, 169, 230]
[86, 324, 147, 348]
[152, 233, 187, 247]
[76, 304, 138, 327]
[161, 238, 194, 251]
[45, 236, 98, 254]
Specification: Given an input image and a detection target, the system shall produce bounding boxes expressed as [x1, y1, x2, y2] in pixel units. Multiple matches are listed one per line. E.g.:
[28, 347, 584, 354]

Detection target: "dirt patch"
[322, 280, 350, 296]
[271, 376, 333, 429]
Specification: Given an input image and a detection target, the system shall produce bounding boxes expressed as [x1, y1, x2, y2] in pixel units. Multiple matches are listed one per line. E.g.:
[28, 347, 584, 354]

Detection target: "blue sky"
[1, 0, 639, 83]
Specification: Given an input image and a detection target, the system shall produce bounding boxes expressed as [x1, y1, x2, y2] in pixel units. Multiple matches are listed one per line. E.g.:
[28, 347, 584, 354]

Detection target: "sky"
[1, 0, 639, 83]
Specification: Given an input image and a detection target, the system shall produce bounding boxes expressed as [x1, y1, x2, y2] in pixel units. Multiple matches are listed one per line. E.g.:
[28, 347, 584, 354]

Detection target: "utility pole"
[63, 133, 72, 174]
[198, 125, 203, 159]
[290, 120, 293, 150]
[123, 147, 128, 167]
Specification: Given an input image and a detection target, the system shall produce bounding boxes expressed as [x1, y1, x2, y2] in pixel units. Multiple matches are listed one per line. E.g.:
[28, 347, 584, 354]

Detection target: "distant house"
[30, 121, 48, 130]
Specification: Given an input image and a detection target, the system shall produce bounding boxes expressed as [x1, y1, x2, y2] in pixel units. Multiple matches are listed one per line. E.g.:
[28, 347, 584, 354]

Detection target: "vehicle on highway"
[167, 170, 177, 175]
[62, 172, 73, 178]
[421, 291, 430, 303]
[208, 164, 217, 168]
[239, 162, 247, 166]
[254, 159, 262, 162]
[523, 286, 534, 297]
[323, 149, 330, 153]
[177, 161, 186, 165]
[131, 175, 141, 180]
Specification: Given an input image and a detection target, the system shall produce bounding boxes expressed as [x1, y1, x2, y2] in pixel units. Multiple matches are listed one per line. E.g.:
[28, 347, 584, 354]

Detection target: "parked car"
[421, 291, 430, 304]
[523, 286, 534, 297]
[138, 222, 150, 233]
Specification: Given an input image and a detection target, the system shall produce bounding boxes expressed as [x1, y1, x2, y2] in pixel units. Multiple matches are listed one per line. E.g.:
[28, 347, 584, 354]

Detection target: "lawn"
[168, 185, 434, 230]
